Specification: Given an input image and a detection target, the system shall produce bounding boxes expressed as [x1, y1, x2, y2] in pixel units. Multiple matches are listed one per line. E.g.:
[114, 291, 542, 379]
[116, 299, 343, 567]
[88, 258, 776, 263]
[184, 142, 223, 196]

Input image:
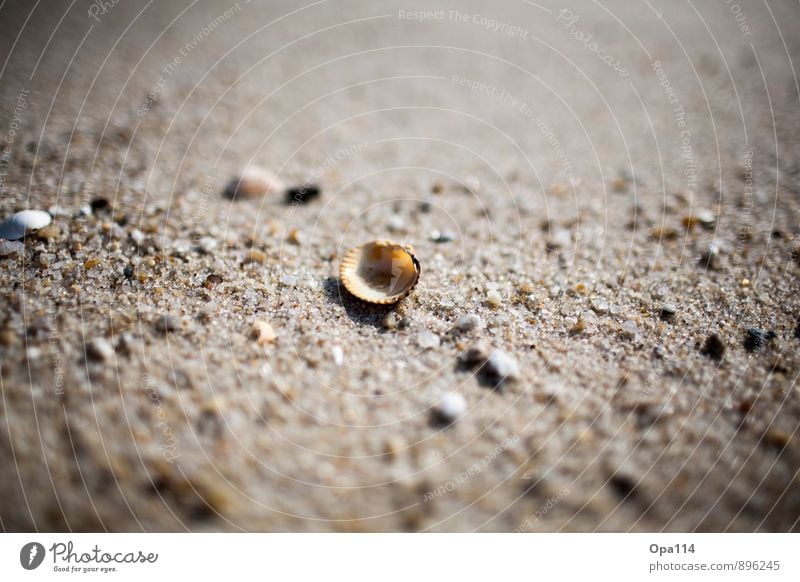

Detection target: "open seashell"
[340, 240, 420, 304]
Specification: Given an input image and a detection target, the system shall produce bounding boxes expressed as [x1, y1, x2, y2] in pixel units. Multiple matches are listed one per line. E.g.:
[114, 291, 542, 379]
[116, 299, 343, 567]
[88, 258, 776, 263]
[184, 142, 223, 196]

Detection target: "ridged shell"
[340, 240, 420, 304]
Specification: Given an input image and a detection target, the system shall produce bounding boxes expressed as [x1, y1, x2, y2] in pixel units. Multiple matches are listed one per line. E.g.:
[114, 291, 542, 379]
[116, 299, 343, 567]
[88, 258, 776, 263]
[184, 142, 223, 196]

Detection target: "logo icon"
[20, 542, 45, 570]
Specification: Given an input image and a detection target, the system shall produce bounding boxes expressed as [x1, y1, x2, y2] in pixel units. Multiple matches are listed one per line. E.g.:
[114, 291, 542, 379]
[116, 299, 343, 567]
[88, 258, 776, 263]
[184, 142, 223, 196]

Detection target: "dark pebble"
[608, 473, 639, 500]
[701, 333, 726, 360]
[123, 266, 134, 279]
[204, 274, 223, 289]
[286, 183, 320, 204]
[154, 314, 181, 333]
[744, 328, 776, 351]
[90, 197, 110, 212]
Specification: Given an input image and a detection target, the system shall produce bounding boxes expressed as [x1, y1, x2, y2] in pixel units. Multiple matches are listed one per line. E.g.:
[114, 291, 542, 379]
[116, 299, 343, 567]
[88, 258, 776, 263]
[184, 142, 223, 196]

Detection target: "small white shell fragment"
[0, 210, 52, 240]
[332, 345, 344, 366]
[486, 289, 502, 307]
[417, 330, 440, 350]
[224, 166, 284, 200]
[485, 349, 520, 384]
[252, 320, 277, 346]
[340, 240, 420, 304]
[434, 392, 467, 424]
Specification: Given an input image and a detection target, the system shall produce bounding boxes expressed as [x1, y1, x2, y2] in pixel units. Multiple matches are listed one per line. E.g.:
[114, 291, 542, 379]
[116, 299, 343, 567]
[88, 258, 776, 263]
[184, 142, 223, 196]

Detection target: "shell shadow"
[322, 277, 395, 329]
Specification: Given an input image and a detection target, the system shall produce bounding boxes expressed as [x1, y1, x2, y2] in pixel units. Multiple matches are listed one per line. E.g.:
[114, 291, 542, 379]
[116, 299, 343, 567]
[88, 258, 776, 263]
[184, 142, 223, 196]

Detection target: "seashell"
[339, 240, 420, 304]
[224, 166, 284, 200]
[0, 210, 52, 241]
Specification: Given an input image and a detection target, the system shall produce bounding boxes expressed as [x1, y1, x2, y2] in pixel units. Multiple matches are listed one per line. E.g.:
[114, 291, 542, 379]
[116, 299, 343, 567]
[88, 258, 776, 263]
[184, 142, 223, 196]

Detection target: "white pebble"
[621, 320, 640, 339]
[0, 210, 52, 241]
[434, 392, 467, 424]
[417, 331, 441, 350]
[455, 313, 483, 332]
[485, 349, 520, 384]
[86, 337, 115, 361]
[332, 345, 344, 366]
[486, 289, 502, 307]
[280, 274, 298, 286]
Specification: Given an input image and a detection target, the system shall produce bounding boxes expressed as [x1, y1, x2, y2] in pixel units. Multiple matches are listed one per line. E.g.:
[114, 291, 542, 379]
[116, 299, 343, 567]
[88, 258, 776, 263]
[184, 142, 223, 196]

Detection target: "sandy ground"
[1, 0, 800, 532]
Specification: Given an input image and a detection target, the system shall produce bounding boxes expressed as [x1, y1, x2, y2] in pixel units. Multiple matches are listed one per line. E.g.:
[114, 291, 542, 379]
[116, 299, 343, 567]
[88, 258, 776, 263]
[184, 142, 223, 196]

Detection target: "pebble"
[483, 349, 520, 385]
[462, 340, 492, 365]
[198, 237, 218, 254]
[387, 215, 405, 233]
[280, 274, 298, 286]
[286, 183, 320, 204]
[463, 175, 480, 192]
[429, 230, 457, 243]
[0, 210, 52, 240]
[36, 224, 60, 240]
[433, 392, 468, 424]
[287, 228, 304, 245]
[590, 297, 610, 314]
[454, 314, 483, 333]
[486, 289, 502, 307]
[332, 345, 344, 366]
[744, 328, 776, 352]
[621, 320, 640, 339]
[0, 240, 24, 257]
[659, 304, 677, 321]
[224, 166, 284, 200]
[417, 331, 441, 350]
[86, 337, 115, 361]
[382, 311, 399, 330]
[245, 249, 267, 264]
[252, 320, 277, 346]
[154, 314, 181, 334]
[701, 333, 726, 360]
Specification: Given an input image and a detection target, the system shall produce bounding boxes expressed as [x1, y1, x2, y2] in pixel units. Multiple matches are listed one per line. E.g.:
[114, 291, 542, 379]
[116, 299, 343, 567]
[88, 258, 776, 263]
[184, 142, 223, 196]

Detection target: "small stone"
[225, 166, 284, 200]
[280, 273, 298, 286]
[486, 289, 502, 308]
[252, 320, 277, 346]
[285, 183, 320, 204]
[590, 297, 609, 314]
[0, 240, 24, 257]
[659, 304, 677, 321]
[204, 274, 223, 289]
[382, 312, 399, 330]
[245, 249, 267, 264]
[0, 210, 52, 240]
[696, 210, 716, 227]
[429, 230, 457, 243]
[463, 175, 480, 192]
[130, 229, 146, 244]
[483, 349, 520, 385]
[700, 244, 721, 270]
[84, 257, 101, 270]
[417, 331, 440, 350]
[36, 224, 60, 240]
[454, 314, 483, 333]
[611, 176, 628, 192]
[155, 314, 181, 333]
[387, 215, 405, 233]
[90, 197, 111, 212]
[287, 228, 304, 245]
[621, 320, 639, 339]
[86, 337, 114, 361]
[331, 345, 344, 366]
[569, 318, 586, 335]
[431, 182, 444, 194]
[701, 333, 726, 360]
[744, 328, 776, 352]
[198, 237, 218, 254]
[433, 392, 467, 424]
[462, 340, 492, 365]
[383, 436, 406, 460]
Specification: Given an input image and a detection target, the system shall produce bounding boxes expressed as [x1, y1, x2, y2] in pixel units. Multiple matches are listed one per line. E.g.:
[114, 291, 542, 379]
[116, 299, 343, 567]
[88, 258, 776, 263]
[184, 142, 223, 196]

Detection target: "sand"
[1, 0, 799, 531]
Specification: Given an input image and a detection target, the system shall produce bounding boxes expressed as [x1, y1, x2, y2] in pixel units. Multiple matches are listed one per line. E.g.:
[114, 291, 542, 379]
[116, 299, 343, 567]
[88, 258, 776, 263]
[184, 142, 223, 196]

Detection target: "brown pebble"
[204, 274, 223, 289]
[84, 257, 101, 270]
[245, 249, 267, 264]
[287, 228, 304, 246]
[701, 333, 726, 360]
[36, 224, 60, 240]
